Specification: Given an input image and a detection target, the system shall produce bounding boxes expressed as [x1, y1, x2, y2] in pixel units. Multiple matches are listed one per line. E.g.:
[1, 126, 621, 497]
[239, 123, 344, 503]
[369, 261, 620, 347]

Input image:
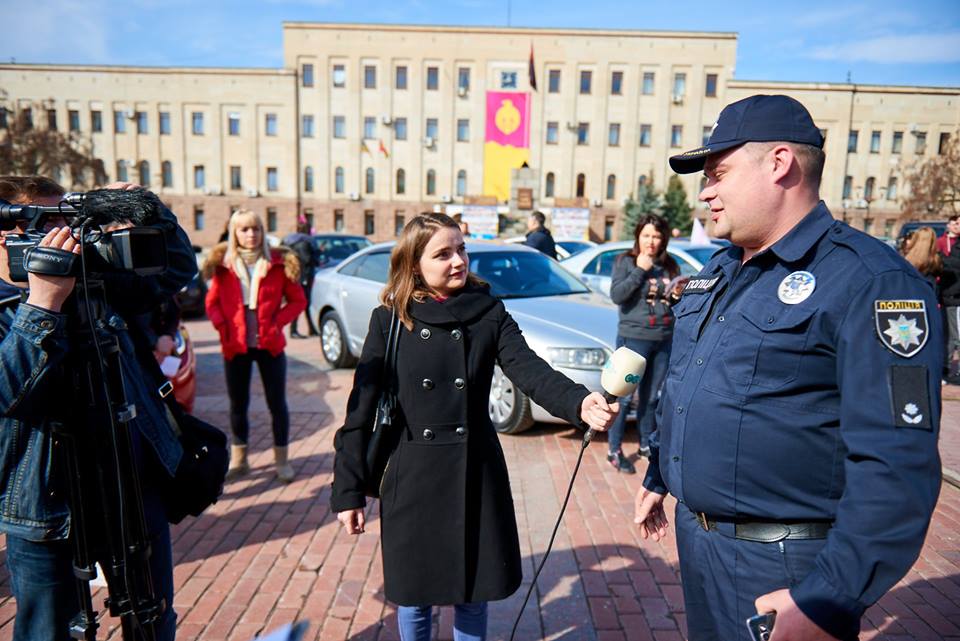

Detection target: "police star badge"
[874, 300, 929, 358]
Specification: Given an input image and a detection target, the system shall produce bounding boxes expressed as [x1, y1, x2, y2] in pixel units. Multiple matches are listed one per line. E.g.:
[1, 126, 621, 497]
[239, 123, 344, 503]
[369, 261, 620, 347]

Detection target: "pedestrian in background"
[606, 214, 683, 473]
[331, 213, 617, 641]
[283, 219, 321, 339]
[204, 209, 306, 483]
[942, 240, 960, 383]
[936, 214, 959, 256]
[522, 210, 557, 259]
[900, 227, 942, 293]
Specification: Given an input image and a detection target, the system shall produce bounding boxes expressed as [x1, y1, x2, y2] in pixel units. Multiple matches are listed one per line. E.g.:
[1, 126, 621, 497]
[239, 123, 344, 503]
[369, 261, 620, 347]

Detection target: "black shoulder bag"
[364, 308, 402, 498]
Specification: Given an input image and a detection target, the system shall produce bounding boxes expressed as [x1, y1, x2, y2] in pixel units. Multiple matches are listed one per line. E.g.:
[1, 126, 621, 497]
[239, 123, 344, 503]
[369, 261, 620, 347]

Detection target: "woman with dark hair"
[331, 213, 618, 640]
[606, 214, 683, 473]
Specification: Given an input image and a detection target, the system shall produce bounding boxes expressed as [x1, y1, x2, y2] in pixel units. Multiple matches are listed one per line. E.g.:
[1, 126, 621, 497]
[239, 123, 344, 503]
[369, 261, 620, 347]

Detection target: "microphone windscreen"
[80, 188, 163, 226]
[601, 347, 647, 397]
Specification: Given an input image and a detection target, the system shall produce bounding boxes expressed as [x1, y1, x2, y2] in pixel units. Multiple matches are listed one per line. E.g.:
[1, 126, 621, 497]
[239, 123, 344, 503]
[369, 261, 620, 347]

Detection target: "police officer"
[633, 95, 942, 641]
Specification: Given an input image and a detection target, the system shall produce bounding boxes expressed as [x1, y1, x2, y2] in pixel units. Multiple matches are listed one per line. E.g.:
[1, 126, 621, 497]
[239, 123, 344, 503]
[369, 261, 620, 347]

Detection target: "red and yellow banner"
[483, 91, 531, 202]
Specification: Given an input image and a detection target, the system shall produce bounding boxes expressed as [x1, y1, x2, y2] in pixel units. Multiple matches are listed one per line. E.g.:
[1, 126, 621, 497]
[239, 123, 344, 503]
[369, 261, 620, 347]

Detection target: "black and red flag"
[528, 43, 537, 91]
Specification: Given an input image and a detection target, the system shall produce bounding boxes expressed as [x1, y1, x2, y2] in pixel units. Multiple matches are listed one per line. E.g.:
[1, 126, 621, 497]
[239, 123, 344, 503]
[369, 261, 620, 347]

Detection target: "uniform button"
[717, 315, 725, 322]
[454, 377, 465, 389]
[451, 329, 462, 341]
[420, 328, 431, 339]
[767, 316, 775, 324]
[672, 456, 680, 462]
[677, 406, 684, 414]
[696, 358, 703, 366]
[422, 378, 434, 390]
[456, 426, 467, 437]
[422, 429, 435, 441]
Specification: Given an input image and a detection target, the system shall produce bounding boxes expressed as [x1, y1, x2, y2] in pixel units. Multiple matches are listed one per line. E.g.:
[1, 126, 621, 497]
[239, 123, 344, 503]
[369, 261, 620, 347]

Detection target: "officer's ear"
[769, 144, 798, 186]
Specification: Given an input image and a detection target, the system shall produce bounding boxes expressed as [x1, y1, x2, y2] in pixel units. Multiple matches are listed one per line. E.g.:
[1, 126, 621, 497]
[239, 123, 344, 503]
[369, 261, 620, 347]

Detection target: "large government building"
[2, 22, 958, 245]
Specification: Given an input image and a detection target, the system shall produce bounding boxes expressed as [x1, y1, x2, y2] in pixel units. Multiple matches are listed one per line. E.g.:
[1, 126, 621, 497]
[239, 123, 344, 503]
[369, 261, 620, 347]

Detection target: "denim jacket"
[0, 202, 197, 541]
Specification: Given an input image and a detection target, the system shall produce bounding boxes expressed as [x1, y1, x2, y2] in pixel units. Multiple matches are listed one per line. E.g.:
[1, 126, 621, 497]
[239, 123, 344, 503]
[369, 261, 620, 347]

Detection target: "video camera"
[0, 189, 167, 282]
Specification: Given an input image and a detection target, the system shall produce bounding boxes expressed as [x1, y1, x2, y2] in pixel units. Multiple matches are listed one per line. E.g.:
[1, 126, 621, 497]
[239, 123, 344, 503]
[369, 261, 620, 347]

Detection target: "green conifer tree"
[661, 175, 694, 235]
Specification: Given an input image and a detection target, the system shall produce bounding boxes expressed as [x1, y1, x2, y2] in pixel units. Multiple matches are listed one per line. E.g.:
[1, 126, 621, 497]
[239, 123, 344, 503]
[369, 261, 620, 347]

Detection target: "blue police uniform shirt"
[643, 202, 942, 639]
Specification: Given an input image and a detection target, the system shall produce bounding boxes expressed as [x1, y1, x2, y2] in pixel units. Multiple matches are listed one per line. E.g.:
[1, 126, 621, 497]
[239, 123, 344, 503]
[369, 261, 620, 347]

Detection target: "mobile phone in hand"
[746, 612, 776, 641]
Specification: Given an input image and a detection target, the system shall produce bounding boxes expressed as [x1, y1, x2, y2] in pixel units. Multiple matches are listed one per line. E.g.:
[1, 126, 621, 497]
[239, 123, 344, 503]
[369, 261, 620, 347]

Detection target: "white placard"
[551, 208, 591, 240]
[461, 205, 499, 240]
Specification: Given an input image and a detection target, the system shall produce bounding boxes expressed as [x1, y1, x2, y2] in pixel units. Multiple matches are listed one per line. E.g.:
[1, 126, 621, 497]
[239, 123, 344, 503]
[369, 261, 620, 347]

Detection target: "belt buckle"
[696, 511, 710, 531]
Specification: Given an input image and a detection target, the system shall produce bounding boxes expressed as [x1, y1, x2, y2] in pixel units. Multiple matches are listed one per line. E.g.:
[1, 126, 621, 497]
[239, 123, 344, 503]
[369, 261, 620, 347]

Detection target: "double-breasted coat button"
[454, 378, 465, 389]
[422, 378, 434, 390]
[451, 329, 462, 340]
[456, 426, 467, 437]
[420, 328, 431, 339]
[422, 428, 435, 441]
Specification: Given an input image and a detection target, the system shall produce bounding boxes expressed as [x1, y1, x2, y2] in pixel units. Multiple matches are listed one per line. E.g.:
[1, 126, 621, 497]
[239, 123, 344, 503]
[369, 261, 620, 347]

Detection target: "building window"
[705, 73, 718, 97]
[266, 167, 278, 192]
[842, 175, 852, 199]
[637, 175, 648, 193]
[610, 71, 623, 95]
[426, 169, 436, 195]
[304, 166, 314, 192]
[887, 176, 898, 200]
[193, 206, 204, 231]
[891, 131, 903, 154]
[939, 132, 951, 154]
[863, 218, 873, 235]
[47, 109, 57, 130]
[333, 116, 345, 139]
[639, 124, 652, 147]
[334, 209, 344, 231]
[138, 161, 150, 187]
[68, 110, 80, 132]
[426, 118, 438, 140]
[2, 107, 10, 129]
[642, 72, 655, 95]
[604, 217, 615, 241]
[115, 110, 127, 134]
[702, 126, 712, 145]
[364, 65, 376, 89]
[864, 176, 875, 200]
[458, 67, 470, 90]
[395, 65, 408, 90]
[160, 111, 171, 135]
[302, 115, 314, 138]
[608, 123, 620, 146]
[226, 112, 239, 136]
[395, 117, 407, 140]
[365, 168, 375, 194]
[456, 119, 470, 142]
[334, 166, 344, 193]
[548, 69, 561, 93]
[456, 170, 467, 197]
[193, 164, 204, 189]
[21, 108, 33, 129]
[606, 174, 616, 200]
[820, 128, 828, 143]
[884, 219, 895, 237]
[847, 130, 858, 153]
[191, 112, 203, 135]
[671, 125, 683, 148]
[546, 122, 558, 144]
[230, 166, 242, 190]
[91, 110, 102, 132]
[579, 70, 592, 94]
[161, 161, 173, 188]
[135, 111, 148, 134]
[426, 66, 439, 90]
[333, 64, 346, 88]
[577, 122, 589, 145]
[364, 211, 375, 235]
[265, 113, 278, 136]
[500, 71, 517, 89]
[117, 160, 128, 182]
[302, 63, 314, 87]
[267, 208, 278, 233]
[363, 116, 376, 139]
[915, 132, 926, 154]
[870, 130, 881, 153]
[576, 173, 586, 198]
[395, 212, 406, 236]
[673, 72, 686, 98]
[545, 172, 555, 198]
[396, 168, 406, 195]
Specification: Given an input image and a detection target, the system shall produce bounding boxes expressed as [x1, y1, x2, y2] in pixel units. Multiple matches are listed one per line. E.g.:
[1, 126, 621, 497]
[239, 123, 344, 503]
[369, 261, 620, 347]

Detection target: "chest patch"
[875, 300, 929, 358]
[778, 271, 816, 305]
[683, 276, 721, 295]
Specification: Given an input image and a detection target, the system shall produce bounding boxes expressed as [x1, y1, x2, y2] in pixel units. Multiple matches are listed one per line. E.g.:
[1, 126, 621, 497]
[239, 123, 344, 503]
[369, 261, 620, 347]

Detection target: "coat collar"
[408, 284, 498, 325]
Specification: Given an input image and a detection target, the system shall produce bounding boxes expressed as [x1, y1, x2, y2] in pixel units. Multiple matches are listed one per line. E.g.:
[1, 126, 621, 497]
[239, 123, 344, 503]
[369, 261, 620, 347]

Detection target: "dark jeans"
[607, 336, 671, 454]
[224, 348, 290, 446]
[291, 275, 317, 335]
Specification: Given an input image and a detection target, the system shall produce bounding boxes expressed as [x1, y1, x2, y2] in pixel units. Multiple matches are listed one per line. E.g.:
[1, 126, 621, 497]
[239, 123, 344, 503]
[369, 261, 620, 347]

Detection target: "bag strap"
[382, 307, 401, 395]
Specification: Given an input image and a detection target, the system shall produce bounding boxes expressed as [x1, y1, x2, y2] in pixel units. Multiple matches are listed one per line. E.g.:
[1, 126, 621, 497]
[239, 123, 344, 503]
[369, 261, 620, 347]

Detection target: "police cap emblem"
[778, 271, 816, 304]
[874, 300, 928, 358]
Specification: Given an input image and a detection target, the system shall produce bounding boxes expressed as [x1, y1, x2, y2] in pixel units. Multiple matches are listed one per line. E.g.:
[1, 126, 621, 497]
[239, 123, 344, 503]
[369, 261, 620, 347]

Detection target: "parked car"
[503, 236, 596, 259]
[560, 240, 725, 297]
[176, 271, 208, 318]
[309, 242, 619, 434]
[313, 233, 372, 269]
[167, 324, 197, 414]
[896, 221, 947, 250]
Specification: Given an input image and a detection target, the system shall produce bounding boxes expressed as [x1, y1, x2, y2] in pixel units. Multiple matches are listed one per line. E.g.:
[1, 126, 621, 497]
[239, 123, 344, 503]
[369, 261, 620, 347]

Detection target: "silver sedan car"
[309, 242, 619, 434]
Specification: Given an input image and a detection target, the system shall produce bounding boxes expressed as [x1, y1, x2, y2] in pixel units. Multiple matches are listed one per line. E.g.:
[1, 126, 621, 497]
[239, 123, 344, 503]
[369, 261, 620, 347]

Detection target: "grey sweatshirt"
[609, 254, 677, 341]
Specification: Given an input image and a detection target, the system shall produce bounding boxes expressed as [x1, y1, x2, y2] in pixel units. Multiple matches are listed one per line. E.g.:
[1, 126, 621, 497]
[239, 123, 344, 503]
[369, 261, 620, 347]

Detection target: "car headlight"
[547, 347, 609, 370]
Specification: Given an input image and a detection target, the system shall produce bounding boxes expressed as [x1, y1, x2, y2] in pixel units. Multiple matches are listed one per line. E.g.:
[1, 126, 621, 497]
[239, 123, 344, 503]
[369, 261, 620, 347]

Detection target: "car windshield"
[470, 251, 591, 299]
[557, 240, 592, 256]
[681, 246, 723, 265]
[315, 236, 372, 262]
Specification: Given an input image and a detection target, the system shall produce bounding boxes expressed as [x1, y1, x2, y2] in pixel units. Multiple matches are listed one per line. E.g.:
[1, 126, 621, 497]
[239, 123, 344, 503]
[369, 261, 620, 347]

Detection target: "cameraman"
[0, 176, 197, 641]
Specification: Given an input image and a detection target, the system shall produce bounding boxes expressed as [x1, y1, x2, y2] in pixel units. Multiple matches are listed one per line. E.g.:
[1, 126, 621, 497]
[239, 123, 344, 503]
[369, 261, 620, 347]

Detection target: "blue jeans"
[607, 336, 671, 454]
[397, 602, 488, 641]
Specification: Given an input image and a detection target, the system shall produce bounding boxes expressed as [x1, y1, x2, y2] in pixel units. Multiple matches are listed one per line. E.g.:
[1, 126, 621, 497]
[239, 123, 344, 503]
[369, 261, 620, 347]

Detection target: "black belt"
[694, 511, 832, 543]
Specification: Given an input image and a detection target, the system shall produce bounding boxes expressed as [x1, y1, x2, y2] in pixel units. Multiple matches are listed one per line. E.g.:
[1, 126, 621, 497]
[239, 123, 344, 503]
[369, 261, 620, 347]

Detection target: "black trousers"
[224, 348, 290, 447]
[291, 275, 317, 335]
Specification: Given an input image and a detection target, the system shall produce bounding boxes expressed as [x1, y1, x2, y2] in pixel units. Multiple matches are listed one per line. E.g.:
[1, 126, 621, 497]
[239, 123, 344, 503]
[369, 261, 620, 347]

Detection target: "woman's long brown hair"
[380, 212, 485, 330]
[618, 214, 680, 279]
[903, 227, 942, 276]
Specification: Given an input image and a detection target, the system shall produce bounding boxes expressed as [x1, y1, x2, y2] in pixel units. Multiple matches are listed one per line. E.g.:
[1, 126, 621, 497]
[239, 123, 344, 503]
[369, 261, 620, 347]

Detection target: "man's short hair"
[0, 175, 66, 204]
[530, 211, 546, 226]
[948, 214, 960, 223]
[747, 142, 825, 190]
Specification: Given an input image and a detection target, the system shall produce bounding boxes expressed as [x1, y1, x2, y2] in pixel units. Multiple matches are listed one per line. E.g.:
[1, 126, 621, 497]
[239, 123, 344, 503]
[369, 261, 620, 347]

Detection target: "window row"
[112, 161, 281, 193]
[545, 121, 696, 148]
[841, 175, 900, 201]
[326, 167, 468, 197]
[847, 129, 949, 155]
[0, 108, 284, 137]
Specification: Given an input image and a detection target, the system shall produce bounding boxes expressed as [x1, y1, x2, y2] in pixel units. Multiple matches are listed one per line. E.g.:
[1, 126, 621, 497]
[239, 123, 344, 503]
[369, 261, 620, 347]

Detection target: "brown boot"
[226, 444, 249, 480]
[274, 446, 295, 483]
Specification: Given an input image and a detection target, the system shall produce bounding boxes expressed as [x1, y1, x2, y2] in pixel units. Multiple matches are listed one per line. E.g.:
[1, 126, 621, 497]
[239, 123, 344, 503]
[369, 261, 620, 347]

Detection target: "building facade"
[1, 23, 958, 246]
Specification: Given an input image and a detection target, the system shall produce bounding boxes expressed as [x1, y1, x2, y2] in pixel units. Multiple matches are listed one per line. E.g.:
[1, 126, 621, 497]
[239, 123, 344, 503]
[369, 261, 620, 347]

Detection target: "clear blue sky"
[5, 0, 960, 87]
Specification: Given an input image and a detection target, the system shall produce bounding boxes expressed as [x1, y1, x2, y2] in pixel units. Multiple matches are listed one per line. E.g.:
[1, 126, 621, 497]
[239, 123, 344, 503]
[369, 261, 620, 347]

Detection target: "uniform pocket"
[668, 294, 711, 376]
[740, 304, 816, 389]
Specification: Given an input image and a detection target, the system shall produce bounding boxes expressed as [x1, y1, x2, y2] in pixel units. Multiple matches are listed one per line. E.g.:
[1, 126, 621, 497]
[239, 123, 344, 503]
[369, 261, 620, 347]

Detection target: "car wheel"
[489, 365, 534, 434]
[320, 311, 357, 368]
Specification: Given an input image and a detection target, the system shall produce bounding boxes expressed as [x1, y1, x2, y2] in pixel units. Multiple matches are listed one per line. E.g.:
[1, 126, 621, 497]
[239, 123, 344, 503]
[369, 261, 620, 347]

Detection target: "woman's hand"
[579, 392, 619, 432]
[635, 252, 655, 271]
[337, 508, 365, 535]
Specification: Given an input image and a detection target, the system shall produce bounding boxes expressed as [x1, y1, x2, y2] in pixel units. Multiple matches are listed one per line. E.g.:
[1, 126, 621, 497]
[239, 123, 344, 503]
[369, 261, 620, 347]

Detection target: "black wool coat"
[331, 285, 590, 606]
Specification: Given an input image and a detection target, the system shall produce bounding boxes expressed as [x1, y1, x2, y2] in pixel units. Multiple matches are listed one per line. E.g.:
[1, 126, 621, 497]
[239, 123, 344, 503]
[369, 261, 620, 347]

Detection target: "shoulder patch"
[890, 365, 932, 430]
[875, 300, 928, 358]
[683, 275, 721, 295]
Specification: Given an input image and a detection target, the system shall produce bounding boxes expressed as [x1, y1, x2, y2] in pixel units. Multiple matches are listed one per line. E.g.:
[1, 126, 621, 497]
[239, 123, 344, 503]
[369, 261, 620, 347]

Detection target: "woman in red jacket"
[204, 209, 307, 482]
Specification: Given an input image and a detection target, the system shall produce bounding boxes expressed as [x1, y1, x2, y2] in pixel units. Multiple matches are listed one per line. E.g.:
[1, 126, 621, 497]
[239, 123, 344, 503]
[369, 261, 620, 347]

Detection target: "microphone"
[584, 346, 647, 444]
[76, 188, 163, 226]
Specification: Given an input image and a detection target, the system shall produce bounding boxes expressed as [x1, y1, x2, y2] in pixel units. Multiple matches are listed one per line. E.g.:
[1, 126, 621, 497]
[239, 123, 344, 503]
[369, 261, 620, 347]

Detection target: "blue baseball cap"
[669, 94, 824, 174]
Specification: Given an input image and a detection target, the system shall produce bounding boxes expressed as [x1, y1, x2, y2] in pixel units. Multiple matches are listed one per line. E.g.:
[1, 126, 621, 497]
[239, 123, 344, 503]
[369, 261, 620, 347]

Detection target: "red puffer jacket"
[204, 244, 307, 360]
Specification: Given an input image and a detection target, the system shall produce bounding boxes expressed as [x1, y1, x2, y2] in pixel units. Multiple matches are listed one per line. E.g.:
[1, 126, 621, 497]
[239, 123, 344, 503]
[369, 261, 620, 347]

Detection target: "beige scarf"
[233, 249, 270, 310]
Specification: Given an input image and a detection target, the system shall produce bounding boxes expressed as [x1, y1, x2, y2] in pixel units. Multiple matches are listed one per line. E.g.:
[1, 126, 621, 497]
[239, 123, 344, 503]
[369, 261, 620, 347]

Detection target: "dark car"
[897, 221, 947, 250]
[313, 234, 372, 269]
[176, 271, 207, 318]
